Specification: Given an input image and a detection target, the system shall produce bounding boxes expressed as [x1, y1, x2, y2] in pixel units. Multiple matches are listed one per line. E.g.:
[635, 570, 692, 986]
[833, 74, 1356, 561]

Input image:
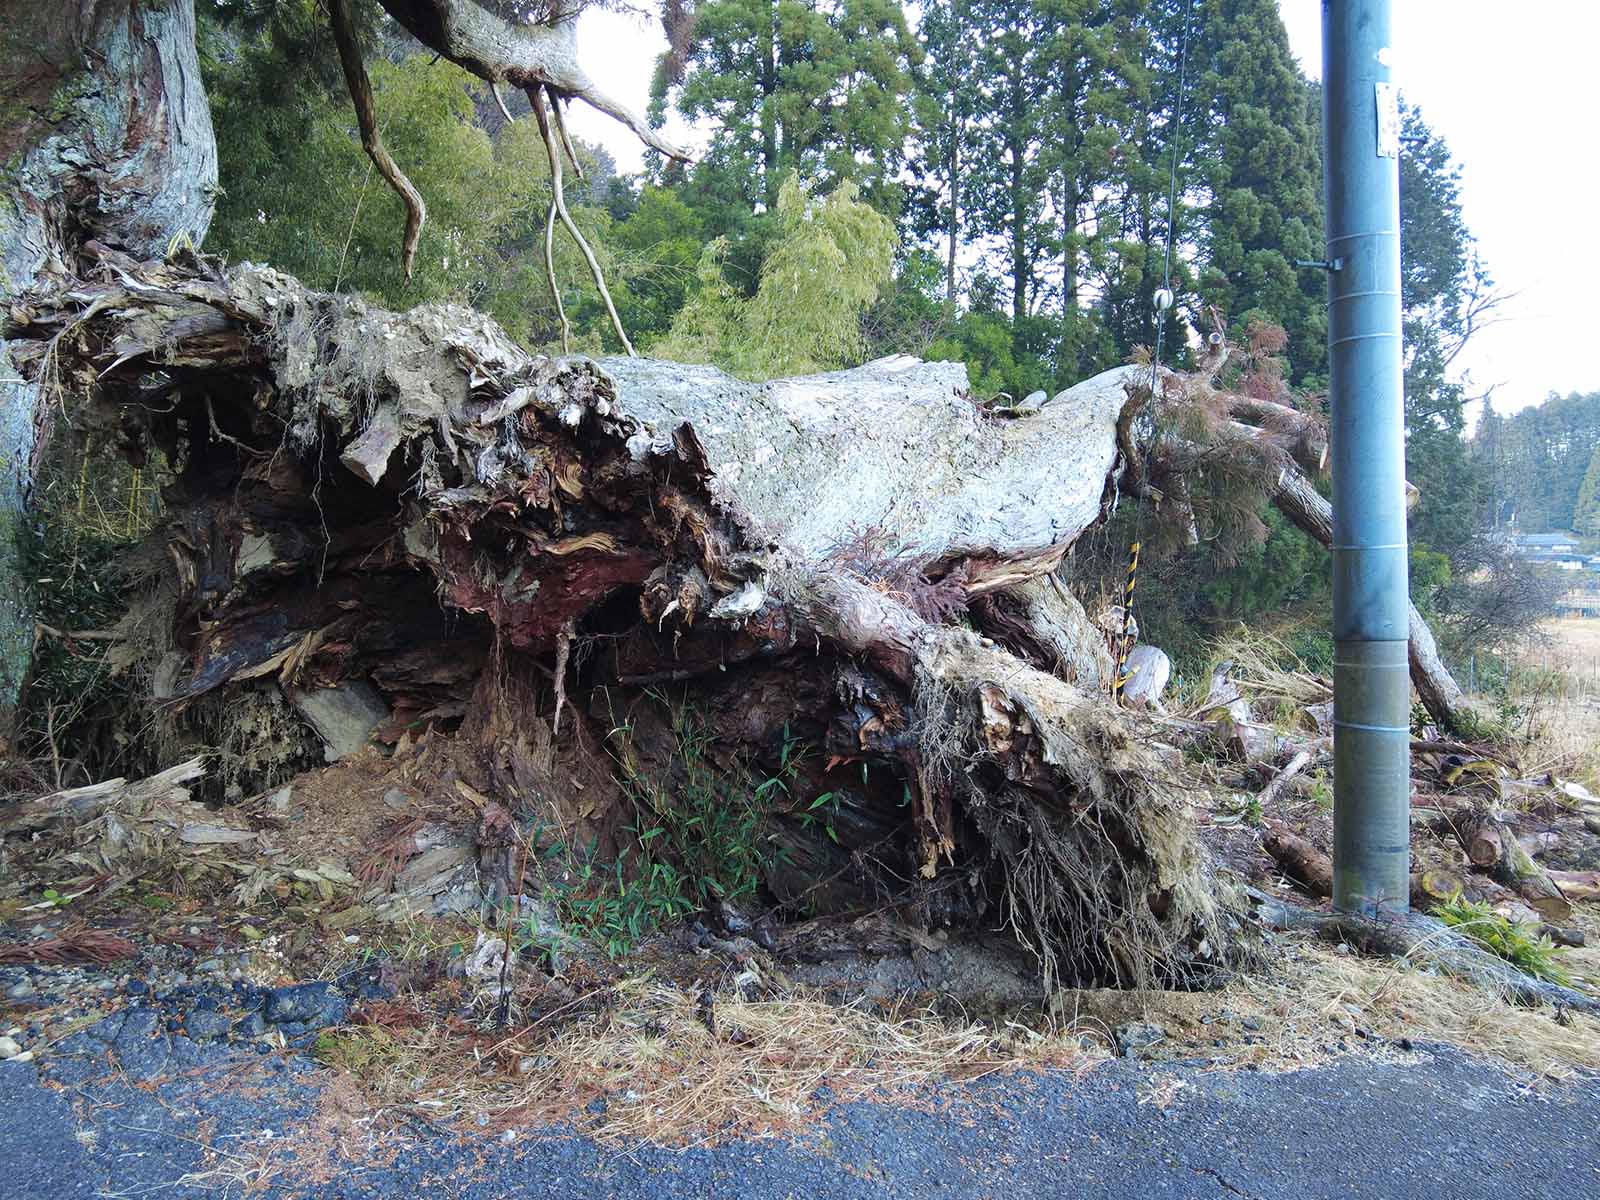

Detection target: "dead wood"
[1447, 809, 1573, 922]
[1257, 748, 1314, 809]
[1410, 868, 1468, 911]
[4, 256, 1277, 989]
[1269, 464, 1470, 733]
[1544, 924, 1587, 949]
[1547, 870, 1600, 901]
[1262, 821, 1332, 899]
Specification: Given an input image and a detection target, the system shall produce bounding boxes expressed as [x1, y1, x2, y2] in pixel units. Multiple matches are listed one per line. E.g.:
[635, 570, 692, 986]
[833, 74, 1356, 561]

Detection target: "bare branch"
[330, 0, 427, 281]
[376, 1, 690, 161]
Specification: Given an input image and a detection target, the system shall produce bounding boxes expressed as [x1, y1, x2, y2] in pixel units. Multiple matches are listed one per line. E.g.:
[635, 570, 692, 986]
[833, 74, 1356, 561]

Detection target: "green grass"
[1431, 896, 1572, 986]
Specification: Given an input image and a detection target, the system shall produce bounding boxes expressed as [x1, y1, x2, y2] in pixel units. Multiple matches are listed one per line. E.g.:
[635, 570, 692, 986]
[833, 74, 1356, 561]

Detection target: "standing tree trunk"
[0, 0, 216, 737]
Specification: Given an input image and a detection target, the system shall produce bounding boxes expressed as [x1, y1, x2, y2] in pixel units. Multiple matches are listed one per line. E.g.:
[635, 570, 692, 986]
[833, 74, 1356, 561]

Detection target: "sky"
[563, 2, 1600, 418]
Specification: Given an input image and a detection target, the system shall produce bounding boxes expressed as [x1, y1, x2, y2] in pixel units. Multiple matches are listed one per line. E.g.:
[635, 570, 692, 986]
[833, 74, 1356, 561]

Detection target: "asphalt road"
[5, 1044, 1598, 1199]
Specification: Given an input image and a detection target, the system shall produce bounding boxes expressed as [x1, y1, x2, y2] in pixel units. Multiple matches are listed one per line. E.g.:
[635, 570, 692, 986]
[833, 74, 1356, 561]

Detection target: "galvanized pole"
[1323, 0, 1411, 914]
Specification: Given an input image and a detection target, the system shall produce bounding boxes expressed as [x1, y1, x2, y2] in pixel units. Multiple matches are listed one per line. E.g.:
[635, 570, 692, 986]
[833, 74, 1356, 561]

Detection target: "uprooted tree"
[1, 0, 1481, 992]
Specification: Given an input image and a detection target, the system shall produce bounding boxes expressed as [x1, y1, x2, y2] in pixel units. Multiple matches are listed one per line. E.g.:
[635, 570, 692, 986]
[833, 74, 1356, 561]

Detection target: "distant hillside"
[1475, 390, 1600, 534]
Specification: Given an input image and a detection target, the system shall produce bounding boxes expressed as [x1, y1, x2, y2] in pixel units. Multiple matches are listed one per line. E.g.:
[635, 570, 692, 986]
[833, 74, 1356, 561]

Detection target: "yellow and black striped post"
[1111, 540, 1141, 704]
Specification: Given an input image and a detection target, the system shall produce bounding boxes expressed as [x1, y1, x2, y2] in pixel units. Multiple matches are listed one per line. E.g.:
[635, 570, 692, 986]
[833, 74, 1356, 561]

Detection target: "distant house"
[1516, 531, 1581, 554]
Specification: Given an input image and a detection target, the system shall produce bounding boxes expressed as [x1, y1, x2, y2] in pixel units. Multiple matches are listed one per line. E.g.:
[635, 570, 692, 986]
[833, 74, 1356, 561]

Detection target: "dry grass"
[312, 974, 1099, 1146]
[1186, 627, 1332, 713]
[1537, 618, 1600, 679]
[1060, 933, 1600, 1082]
[1259, 942, 1600, 1079]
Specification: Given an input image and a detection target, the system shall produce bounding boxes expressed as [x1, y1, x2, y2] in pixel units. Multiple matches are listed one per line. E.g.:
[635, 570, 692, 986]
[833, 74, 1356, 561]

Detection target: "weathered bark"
[0, 0, 216, 735]
[1269, 465, 1471, 732]
[1548, 870, 1600, 902]
[375, 1, 687, 161]
[1262, 821, 1333, 899]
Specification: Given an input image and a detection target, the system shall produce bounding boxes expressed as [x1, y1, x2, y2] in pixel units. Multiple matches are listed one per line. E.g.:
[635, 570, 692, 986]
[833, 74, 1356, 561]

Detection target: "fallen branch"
[1257, 749, 1313, 810]
[1270, 465, 1470, 733]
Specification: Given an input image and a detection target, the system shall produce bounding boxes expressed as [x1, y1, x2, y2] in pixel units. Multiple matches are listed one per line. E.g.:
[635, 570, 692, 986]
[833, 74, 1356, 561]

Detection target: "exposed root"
[530, 85, 633, 356]
[1250, 889, 1600, 1017]
[330, 0, 425, 281]
[542, 186, 571, 352]
[547, 90, 585, 181]
[914, 633, 1253, 991]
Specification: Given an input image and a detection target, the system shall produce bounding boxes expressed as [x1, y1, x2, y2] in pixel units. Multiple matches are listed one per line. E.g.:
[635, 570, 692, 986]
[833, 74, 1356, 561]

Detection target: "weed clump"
[1431, 896, 1571, 986]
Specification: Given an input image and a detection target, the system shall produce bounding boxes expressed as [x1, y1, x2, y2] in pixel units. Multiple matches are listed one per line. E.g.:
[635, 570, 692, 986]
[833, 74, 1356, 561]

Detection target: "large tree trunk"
[5, 257, 1273, 988]
[0, 0, 216, 736]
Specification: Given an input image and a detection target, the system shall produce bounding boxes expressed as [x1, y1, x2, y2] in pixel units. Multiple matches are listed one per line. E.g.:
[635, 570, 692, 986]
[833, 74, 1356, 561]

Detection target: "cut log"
[1201, 661, 1274, 763]
[1262, 822, 1333, 899]
[1410, 867, 1468, 911]
[1451, 809, 1573, 922]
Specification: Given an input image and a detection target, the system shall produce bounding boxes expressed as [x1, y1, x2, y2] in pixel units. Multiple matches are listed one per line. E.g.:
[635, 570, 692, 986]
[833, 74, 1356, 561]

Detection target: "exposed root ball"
[917, 634, 1255, 990]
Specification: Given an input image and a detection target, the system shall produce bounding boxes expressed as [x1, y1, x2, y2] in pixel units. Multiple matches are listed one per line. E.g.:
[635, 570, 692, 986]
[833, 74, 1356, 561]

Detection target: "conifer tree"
[658, 0, 919, 217]
[1574, 445, 1600, 540]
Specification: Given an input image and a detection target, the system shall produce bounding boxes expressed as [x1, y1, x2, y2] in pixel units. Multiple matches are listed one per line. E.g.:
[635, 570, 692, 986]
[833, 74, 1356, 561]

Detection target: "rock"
[285, 680, 390, 761]
[1016, 390, 1049, 414]
[717, 900, 753, 936]
[185, 1010, 233, 1043]
[393, 845, 473, 897]
[1241, 1016, 1262, 1032]
[115, 1007, 160, 1044]
[382, 787, 412, 812]
[335, 963, 394, 1002]
[112, 1033, 171, 1081]
[264, 982, 348, 1028]
[1113, 1022, 1167, 1058]
[7, 978, 35, 1001]
[0, 1035, 22, 1059]
[234, 1013, 268, 1040]
[168, 1035, 205, 1069]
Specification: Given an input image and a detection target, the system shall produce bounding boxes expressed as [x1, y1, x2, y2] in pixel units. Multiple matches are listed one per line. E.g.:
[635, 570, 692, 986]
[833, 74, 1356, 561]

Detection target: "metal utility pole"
[1323, 0, 1411, 914]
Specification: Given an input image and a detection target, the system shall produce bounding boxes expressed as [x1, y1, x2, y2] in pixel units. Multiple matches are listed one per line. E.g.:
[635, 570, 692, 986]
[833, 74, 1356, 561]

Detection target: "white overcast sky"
[564, 2, 1600, 417]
